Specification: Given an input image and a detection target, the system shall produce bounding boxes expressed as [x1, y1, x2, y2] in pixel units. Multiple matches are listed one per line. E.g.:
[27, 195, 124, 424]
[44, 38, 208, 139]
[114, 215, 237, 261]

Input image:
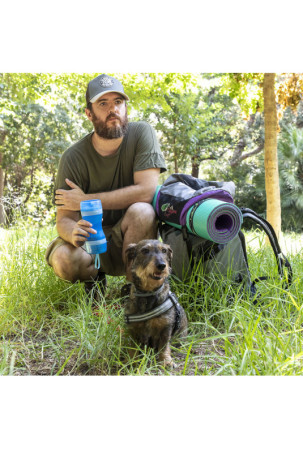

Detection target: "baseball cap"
[86, 74, 130, 105]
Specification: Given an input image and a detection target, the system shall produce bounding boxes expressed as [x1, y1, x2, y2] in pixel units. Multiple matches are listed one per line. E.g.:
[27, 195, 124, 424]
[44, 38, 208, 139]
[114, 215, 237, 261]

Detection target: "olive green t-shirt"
[54, 121, 167, 226]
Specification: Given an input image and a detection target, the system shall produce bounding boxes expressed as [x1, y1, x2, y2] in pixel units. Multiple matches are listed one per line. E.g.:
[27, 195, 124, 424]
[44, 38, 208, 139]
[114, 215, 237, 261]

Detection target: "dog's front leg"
[159, 341, 176, 368]
[159, 344, 176, 368]
[128, 346, 138, 360]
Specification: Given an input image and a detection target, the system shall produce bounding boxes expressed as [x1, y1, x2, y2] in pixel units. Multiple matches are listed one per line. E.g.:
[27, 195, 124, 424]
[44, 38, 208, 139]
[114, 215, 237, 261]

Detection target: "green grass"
[0, 224, 302, 376]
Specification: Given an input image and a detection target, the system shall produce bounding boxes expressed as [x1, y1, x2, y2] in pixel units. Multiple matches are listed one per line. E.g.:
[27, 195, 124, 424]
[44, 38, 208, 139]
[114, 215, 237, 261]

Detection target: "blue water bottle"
[80, 199, 107, 270]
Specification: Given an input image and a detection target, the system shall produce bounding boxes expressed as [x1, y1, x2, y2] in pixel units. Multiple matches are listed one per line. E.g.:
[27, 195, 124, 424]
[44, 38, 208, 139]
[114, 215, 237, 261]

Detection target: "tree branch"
[230, 143, 264, 167]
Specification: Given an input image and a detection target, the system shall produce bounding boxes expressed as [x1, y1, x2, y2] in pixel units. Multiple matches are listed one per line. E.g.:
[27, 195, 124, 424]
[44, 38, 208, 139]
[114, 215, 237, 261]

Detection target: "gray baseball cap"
[86, 74, 130, 105]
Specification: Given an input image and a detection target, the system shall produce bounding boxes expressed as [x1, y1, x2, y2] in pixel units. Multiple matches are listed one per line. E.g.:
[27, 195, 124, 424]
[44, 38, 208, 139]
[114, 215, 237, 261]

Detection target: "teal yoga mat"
[186, 198, 242, 243]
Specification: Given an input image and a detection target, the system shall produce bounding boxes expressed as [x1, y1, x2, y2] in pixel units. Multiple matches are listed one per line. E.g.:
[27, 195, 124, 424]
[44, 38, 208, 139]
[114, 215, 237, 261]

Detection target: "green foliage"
[121, 72, 199, 114]
[1, 72, 303, 231]
[0, 73, 92, 225]
[1, 101, 82, 225]
[141, 76, 240, 176]
[278, 125, 303, 230]
[220, 73, 264, 117]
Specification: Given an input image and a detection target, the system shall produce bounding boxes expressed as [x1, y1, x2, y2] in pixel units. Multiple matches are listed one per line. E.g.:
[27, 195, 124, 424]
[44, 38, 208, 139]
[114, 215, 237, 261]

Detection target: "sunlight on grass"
[0, 225, 303, 375]
[245, 229, 303, 254]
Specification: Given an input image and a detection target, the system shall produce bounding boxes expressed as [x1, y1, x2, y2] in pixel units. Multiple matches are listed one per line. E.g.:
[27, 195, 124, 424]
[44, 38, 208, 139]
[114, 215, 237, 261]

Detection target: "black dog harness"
[124, 287, 182, 334]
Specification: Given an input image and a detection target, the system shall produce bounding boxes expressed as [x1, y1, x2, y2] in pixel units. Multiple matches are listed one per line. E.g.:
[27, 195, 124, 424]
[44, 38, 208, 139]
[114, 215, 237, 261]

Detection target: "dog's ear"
[125, 243, 137, 263]
[164, 244, 173, 267]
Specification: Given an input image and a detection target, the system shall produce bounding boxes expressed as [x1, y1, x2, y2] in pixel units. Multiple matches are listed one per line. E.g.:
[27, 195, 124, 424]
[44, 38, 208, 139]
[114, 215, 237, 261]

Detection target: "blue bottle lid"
[80, 199, 103, 215]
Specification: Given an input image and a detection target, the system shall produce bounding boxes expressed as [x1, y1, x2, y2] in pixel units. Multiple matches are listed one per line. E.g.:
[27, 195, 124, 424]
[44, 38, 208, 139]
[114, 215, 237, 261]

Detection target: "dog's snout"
[156, 262, 166, 271]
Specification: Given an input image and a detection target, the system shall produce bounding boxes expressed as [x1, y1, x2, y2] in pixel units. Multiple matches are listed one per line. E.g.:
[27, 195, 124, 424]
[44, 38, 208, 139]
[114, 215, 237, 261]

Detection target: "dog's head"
[126, 239, 173, 291]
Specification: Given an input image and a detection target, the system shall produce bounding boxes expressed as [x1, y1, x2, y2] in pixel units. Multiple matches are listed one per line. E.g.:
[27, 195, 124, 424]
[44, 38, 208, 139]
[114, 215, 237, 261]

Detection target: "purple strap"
[179, 190, 233, 226]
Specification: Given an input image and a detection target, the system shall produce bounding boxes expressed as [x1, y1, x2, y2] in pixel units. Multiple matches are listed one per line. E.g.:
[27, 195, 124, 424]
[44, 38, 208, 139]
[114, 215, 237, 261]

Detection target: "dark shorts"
[45, 218, 126, 276]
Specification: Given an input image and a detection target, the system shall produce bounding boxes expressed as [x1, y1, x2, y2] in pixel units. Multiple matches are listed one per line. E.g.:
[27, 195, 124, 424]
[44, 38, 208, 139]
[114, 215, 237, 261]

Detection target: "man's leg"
[47, 201, 157, 283]
[120, 202, 158, 281]
[50, 244, 98, 283]
[46, 240, 107, 302]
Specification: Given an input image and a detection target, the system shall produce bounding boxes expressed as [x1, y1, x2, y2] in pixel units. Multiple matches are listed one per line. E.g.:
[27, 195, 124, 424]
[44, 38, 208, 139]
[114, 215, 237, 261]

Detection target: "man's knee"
[121, 202, 158, 240]
[124, 202, 156, 224]
[51, 244, 92, 282]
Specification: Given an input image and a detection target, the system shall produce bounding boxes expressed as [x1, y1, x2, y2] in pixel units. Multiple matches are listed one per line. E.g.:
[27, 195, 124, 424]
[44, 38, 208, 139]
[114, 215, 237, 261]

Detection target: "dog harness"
[124, 287, 182, 334]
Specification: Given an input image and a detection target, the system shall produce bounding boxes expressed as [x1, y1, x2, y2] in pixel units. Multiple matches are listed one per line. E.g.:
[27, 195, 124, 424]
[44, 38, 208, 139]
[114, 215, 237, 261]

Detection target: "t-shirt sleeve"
[133, 122, 167, 173]
[53, 149, 88, 204]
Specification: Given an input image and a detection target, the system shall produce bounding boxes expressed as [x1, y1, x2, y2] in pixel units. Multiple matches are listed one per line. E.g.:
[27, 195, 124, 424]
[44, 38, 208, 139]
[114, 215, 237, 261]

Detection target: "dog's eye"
[141, 248, 149, 254]
[161, 248, 167, 254]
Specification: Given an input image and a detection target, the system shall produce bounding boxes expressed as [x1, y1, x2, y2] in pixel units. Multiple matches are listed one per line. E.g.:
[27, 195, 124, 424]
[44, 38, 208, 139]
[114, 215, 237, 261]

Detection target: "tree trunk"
[0, 152, 5, 226]
[191, 155, 199, 178]
[173, 151, 179, 173]
[263, 73, 281, 238]
[0, 126, 6, 226]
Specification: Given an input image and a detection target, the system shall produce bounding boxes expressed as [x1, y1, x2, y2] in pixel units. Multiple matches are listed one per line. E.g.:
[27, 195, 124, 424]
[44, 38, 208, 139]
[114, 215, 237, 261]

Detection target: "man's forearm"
[56, 213, 79, 245]
[55, 168, 160, 212]
[85, 184, 154, 210]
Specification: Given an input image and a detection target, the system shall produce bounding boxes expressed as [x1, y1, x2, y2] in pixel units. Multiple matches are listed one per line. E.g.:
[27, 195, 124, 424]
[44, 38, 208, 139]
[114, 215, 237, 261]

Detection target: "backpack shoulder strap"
[240, 207, 293, 288]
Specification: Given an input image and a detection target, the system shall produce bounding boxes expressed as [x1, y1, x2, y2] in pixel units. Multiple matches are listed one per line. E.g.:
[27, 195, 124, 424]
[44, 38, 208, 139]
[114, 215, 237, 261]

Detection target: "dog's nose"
[156, 263, 166, 271]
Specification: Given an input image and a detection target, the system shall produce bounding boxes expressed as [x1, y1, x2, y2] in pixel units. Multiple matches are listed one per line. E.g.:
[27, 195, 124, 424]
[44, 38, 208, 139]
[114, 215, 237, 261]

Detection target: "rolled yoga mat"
[152, 185, 243, 244]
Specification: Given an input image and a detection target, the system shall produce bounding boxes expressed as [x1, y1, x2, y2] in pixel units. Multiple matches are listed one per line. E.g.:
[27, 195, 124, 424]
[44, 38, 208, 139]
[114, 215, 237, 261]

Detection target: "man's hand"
[71, 218, 97, 248]
[55, 179, 86, 211]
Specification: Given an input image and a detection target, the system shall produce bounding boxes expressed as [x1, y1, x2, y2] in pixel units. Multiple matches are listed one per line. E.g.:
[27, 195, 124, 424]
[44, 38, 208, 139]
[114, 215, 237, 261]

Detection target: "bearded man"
[45, 74, 166, 297]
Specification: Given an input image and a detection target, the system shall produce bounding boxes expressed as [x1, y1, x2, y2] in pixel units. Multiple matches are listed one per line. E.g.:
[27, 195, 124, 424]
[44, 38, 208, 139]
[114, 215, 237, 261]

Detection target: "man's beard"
[91, 111, 129, 139]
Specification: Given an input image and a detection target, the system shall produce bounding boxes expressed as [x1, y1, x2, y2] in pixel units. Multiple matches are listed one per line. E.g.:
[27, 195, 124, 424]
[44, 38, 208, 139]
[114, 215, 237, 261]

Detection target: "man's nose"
[108, 102, 119, 113]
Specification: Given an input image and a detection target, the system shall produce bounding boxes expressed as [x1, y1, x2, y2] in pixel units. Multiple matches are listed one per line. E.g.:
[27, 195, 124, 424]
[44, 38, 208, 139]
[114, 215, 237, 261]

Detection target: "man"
[45, 74, 166, 295]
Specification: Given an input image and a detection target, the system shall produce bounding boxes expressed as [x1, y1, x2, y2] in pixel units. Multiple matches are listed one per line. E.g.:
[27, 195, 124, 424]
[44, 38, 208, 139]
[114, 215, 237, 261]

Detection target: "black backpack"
[155, 174, 293, 299]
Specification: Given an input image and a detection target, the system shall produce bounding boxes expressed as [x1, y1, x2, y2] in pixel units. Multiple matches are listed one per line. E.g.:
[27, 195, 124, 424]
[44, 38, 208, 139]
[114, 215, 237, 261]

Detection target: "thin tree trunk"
[174, 156, 179, 173]
[191, 155, 199, 178]
[172, 117, 179, 173]
[263, 73, 281, 238]
[0, 125, 6, 226]
[0, 151, 5, 226]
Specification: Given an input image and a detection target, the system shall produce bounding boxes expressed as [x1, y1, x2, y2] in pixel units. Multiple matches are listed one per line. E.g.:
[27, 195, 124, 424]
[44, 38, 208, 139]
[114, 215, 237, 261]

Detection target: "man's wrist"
[84, 193, 101, 202]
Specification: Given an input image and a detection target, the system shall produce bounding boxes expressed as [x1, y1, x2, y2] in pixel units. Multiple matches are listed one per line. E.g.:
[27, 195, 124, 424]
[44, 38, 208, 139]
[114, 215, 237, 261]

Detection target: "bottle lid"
[80, 199, 103, 216]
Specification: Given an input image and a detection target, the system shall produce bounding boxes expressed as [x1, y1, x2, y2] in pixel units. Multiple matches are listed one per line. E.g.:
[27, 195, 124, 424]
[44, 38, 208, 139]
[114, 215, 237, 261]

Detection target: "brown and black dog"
[124, 239, 187, 367]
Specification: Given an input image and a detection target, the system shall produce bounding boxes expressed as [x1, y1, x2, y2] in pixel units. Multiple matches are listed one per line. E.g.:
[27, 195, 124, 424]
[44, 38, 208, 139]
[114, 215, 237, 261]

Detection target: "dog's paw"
[162, 356, 176, 369]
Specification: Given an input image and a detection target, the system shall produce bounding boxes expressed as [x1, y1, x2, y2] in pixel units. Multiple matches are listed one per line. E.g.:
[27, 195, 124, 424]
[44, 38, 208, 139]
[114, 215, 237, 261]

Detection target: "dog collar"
[125, 291, 179, 324]
[133, 283, 166, 298]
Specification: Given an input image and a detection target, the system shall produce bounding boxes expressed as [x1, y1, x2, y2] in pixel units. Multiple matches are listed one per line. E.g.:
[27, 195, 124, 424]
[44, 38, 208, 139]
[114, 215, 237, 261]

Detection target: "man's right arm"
[56, 209, 96, 248]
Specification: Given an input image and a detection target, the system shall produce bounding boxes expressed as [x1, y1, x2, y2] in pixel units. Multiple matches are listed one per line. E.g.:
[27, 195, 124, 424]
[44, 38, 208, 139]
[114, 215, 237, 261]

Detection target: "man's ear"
[85, 108, 93, 122]
[125, 243, 137, 263]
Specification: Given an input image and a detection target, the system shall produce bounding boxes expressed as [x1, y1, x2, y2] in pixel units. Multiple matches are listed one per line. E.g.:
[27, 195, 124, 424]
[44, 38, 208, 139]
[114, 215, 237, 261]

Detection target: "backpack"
[154, 174, 293, 299]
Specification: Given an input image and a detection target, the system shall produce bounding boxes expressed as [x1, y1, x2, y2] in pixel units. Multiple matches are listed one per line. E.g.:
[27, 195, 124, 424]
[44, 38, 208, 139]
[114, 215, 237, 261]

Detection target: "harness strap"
[169, 292, 182, 335]
[125, 296, 174, 324]
[124, 291, 181, 327]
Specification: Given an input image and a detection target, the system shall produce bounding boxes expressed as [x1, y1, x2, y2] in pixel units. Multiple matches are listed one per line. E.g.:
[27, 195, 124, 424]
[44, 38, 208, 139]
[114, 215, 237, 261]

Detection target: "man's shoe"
[120, 283, 132, 298]
[84, 272, 107, 304]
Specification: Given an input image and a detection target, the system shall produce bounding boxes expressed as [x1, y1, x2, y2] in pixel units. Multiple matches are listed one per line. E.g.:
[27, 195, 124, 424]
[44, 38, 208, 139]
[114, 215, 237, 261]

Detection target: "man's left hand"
[55, 179, 86, 211]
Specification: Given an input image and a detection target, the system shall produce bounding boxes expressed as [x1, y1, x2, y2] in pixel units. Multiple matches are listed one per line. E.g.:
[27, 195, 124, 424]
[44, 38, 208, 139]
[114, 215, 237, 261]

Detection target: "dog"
[124, 239, 187, 367]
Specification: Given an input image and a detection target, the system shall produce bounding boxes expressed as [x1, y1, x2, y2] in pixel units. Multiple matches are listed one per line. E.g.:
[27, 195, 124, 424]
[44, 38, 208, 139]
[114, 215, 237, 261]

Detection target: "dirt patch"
[2, 330, 228, 376]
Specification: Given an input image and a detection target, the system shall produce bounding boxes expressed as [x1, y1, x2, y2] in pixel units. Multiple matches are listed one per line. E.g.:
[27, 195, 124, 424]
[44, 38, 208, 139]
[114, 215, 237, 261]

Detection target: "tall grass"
[0, 224, 302, 375]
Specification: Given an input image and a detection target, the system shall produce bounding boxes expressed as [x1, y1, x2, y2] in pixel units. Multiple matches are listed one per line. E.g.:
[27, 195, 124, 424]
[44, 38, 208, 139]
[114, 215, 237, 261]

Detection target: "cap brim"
[90, 90, 130, 103]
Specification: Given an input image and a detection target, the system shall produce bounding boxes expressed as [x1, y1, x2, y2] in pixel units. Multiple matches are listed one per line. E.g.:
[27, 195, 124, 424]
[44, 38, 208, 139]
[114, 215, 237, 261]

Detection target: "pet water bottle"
[80, 199, 107, 269]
